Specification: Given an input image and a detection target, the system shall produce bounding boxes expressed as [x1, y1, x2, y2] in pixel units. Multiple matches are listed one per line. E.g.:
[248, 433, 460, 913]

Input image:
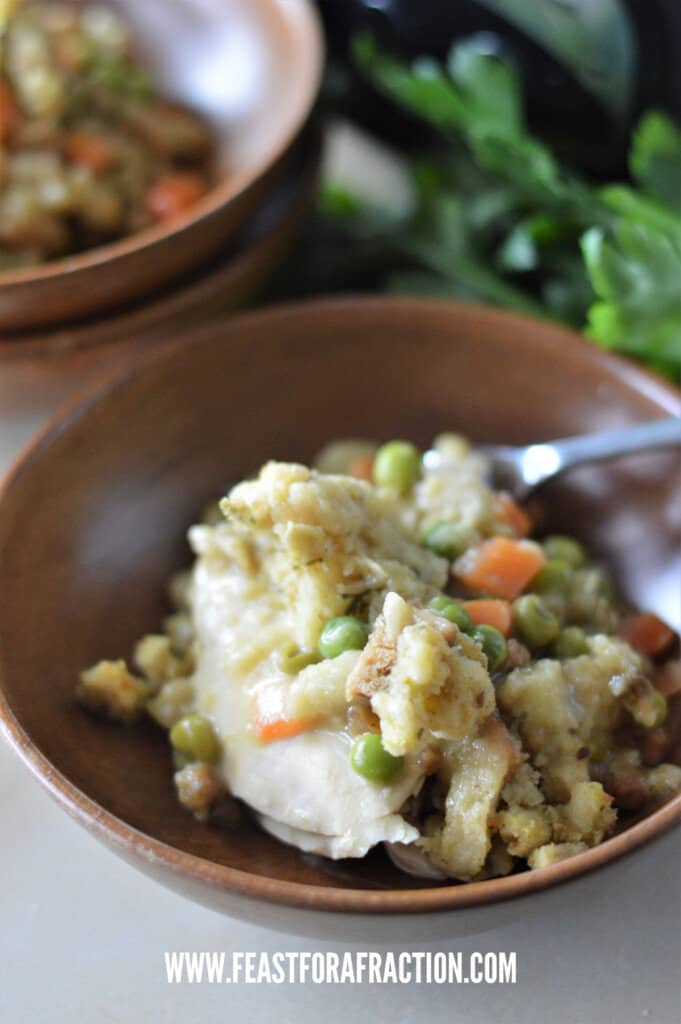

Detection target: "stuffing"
[134, 633, 194, 687]
[498, 658, 590, 802]
[174, 763, 225, 821]
[77, 660, 147, 722]
[347, 592, 494, 758]
[146, 678, 195, 730]
[528, 842, 588, 870]
[421, 716, 522, 880]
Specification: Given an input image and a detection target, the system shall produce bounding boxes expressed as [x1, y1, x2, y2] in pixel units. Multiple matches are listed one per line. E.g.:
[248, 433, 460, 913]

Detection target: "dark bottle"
[317, 0, 681, 178]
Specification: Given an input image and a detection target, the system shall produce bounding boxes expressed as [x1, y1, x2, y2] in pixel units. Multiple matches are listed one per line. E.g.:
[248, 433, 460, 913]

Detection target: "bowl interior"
[0, 300, 679, 901]
[110, 0, 321, 179]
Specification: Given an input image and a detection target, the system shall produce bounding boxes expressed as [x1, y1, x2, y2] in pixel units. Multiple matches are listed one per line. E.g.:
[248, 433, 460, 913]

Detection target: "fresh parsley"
[316, 36, 681, 380]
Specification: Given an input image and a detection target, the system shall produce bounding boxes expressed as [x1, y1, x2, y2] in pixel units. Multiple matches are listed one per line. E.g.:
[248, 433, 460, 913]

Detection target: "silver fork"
[473, 418, 681, 500]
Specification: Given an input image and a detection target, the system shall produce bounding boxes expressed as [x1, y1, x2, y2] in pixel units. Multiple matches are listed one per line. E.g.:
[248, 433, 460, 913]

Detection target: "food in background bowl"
[77, 433, 681, 883]
[0, 1, 213, 269]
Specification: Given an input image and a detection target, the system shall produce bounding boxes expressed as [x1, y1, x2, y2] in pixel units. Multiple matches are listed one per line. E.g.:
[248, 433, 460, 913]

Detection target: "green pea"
[568, 567, 617, 632]
[471, 625, 508, 672]
[533, 559, 573, 595]
[169, 714, 220, 764]
[542, 535, 586, 569]
[553, 626, 589, 659]
[421, 520, 469, 559]
[571, 567, 615, 606]
[373, 441, 422, 495]
[350, 732, 404, 785]
[319, 616, 369, 659]
[513, 594, 561, 648]
[279, 643, 320, 674]
[428, 595, 473, 633]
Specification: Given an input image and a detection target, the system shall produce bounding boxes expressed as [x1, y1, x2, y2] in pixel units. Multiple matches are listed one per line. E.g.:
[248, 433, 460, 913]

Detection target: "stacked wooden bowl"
[0, 0, 324, 438]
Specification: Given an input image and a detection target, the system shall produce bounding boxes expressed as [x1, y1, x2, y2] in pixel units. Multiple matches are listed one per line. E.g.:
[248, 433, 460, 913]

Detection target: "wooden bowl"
[0, 0, 323, 332]
[0, 299, 679, 940]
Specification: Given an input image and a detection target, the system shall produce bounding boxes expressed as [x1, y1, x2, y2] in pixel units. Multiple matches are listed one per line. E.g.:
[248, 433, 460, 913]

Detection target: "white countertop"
[1, 370, 679, 1024]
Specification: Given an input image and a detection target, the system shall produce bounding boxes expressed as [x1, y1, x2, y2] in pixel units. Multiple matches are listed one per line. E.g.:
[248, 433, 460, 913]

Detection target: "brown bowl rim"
[0, 296, 680, 916]
[0, 0, 323, 290]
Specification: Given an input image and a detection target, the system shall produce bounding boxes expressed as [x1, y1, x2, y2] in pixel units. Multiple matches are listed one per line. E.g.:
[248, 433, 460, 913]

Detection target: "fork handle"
[530, 417, 681, 479]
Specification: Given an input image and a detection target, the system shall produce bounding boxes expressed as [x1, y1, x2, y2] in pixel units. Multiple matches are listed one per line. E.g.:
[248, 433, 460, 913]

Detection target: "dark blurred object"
[317, 0, 681, 178]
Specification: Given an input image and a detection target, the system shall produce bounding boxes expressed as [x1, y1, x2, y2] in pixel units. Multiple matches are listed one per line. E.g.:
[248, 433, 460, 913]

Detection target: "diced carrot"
[620, 613, 676, 658]
[349, 454, 374, 482]
[461, 599, 512, 636]
[495, 492, 531, 538]
[656, 661, 681, 699]
[455, 537, 546, 600]
[145, 172, 207, 222]
[64, 131, 116, 174]
[0, 80, 20, 144]
[253, 713, 318, 744]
